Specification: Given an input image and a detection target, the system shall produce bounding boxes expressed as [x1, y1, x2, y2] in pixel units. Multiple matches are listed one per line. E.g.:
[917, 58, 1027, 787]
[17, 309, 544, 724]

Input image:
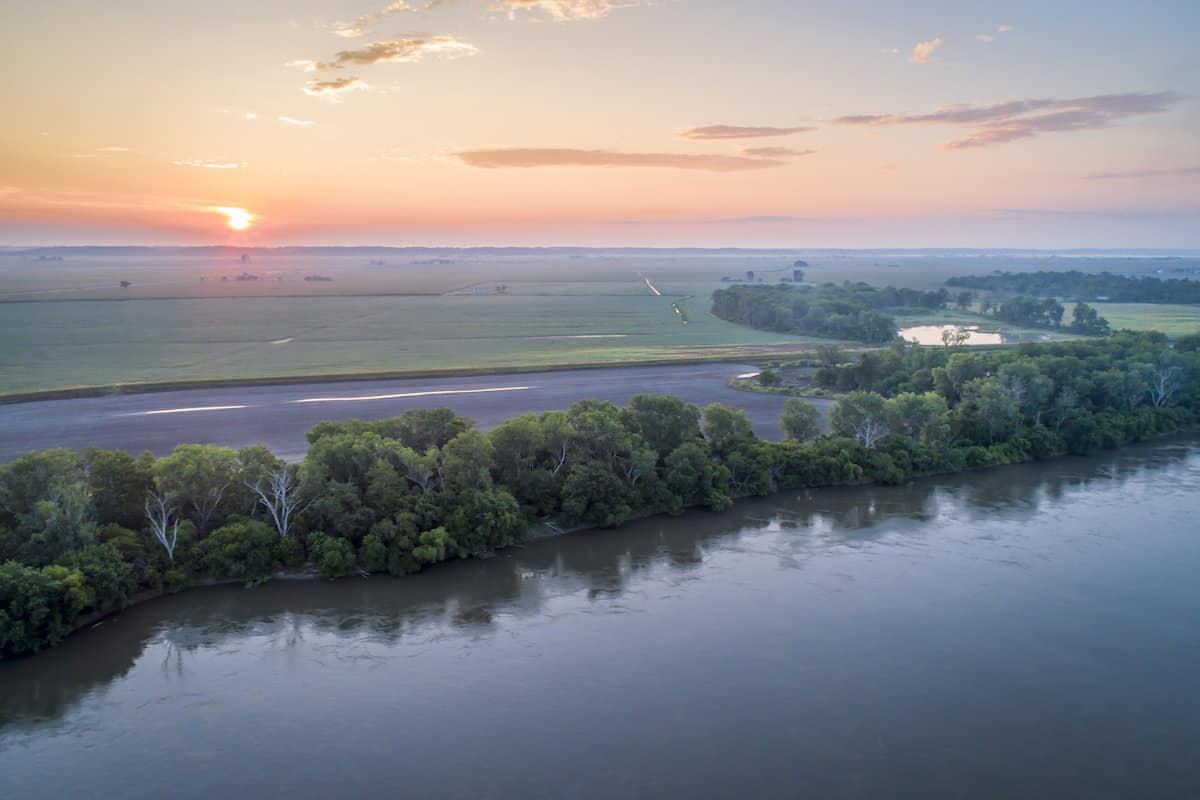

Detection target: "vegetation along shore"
[2, 332, 1197, 658]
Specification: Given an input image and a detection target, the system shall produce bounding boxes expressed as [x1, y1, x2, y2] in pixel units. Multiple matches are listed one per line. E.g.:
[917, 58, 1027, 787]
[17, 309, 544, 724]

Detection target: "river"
[3, 438, 1200, 798]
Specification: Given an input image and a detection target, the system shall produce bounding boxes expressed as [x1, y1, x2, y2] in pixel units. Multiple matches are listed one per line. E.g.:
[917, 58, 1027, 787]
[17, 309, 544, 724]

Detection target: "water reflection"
[1, 436, 1196, 736]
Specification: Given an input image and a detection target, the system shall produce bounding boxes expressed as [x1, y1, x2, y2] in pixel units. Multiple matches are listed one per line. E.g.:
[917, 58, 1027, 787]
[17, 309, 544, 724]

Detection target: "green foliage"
[757, 368, 782, 387]
[1068, 303, 1112, 336]
[702, 403, 755, 458]
[781, 398, 821, 441]
[711, 282, 948, 343]
[191, 520, 281, 582]
[3, 335, 1197, 660]
[306, 531, 357, 578]
[0, 561, 76, 656]
[947, 270, 1200, 304]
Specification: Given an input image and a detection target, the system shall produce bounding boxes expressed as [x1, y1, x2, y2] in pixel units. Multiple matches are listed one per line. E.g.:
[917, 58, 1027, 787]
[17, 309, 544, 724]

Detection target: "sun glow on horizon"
[216, 206, 253, 231]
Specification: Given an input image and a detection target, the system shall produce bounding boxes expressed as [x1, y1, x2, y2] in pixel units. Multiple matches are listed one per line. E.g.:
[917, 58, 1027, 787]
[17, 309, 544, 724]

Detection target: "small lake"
[899, 324, 1005, 345]
[3, 438, 1200, 798]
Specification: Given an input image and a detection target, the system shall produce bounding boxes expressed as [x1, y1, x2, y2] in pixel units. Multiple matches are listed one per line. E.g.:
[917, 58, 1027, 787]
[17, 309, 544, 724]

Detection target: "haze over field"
[1, 0, 1197, 249]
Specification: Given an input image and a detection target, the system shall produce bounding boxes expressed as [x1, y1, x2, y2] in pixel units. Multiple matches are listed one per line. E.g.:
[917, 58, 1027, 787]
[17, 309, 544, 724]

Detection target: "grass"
[3, 251, 1193, 396]
[0, 292, 838, 395]
[1088, 304, 1200, 338]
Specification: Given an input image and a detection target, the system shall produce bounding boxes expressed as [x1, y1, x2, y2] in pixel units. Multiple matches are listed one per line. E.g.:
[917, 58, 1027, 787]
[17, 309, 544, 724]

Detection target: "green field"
[0, 291, 837, 395]
[1088, 304, 1200, 337]
[2, 250, 1194, 396]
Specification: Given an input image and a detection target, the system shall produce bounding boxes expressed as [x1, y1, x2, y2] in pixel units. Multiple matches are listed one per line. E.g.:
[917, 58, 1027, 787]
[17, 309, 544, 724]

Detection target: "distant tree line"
[947, 270, 1200, 305]
[976, 295, 1111, 336]
[711, 282, 952, 343]
[3, 332, 1198, 657]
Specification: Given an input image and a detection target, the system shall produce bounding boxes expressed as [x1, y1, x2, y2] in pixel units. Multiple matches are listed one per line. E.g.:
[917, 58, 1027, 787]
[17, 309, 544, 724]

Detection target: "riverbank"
[10, 424, 1195, 662]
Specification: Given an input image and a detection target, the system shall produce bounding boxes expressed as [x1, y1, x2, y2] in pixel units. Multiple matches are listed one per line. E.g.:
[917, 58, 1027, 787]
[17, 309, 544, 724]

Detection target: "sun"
[216, 206, 254, 231]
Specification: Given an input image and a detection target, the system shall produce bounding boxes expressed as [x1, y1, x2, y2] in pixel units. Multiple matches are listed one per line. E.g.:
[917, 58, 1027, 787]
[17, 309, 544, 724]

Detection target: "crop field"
[1087, 303, 1200, 337]
[1, 249, 1193, 395]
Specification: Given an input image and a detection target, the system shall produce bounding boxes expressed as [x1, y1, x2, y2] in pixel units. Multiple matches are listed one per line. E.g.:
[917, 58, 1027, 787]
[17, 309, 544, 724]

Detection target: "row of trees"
[3, 333, 1198, 657]
[947, 270, 1200, 305]
[981, 295, 1111, 335]
[711, 282, 953, 343]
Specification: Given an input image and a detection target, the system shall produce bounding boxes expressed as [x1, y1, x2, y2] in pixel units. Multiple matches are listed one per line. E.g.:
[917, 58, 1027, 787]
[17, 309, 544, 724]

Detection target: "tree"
[829, 391, 891, 448]
[941, 327, 970, 348]
[954, 290, 974, 310]
[247, 463, 313, 538]
[306, 532, 356, 577]
[84, 448, 154, 530]
[663, 442, 730, 511]
[702, 404, 755, 457]
[192, 520, 280, 581]
[956, 378, 1020, 445]
[757, 368, 782, 387]
[1148, 360, 1185, 408]
[561, 463, 633, 527]
[145, 490, 181, 561]
[0, 449, 96, 564]
[815, 343, 844, 368]
[153, 444, 240, 535]
[621, 394, 701, 458]
[375, 408, 472, 452]
[781, 398, 821, 441]
[439, 429, 494, 493]
[1068, 303, 1111, 336]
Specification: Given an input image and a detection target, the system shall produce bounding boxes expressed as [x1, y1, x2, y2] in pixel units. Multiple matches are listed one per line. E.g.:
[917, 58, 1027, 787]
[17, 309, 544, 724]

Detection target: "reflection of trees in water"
[2, 437, 1194, 735]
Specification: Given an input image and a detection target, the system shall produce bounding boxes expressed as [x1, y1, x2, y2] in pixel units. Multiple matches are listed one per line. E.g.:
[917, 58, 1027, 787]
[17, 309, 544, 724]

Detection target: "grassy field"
[2, 250, 1193, 396]
[0, 291, 840, 395]
[1089, 304, 1200, 337]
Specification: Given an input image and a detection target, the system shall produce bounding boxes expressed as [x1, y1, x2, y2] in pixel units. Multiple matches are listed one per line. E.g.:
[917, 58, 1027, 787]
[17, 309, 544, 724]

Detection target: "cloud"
[96, 146, 131, 152]
[997, 24, 1014, 33]
[286, 59, 320, 72]
[333, 2, 412, 38]
[278, 116, 317, 126]
[678, 124, 814, 140]
[1084, 166, 1200, 180]
[909, 37, 942, 64]
[491, 1, 628, 21]
[879, 47, 900, 55]
[242, 112, 257, 120]
[739, 146, 816, 158]
[302, 76, 372, 100]
[833, 91, 1183, 149]
[171, 159, 246, 169]
[310, 36, 478, 69]
[976, 33, 993, 43]
[452, 147, 787, 171]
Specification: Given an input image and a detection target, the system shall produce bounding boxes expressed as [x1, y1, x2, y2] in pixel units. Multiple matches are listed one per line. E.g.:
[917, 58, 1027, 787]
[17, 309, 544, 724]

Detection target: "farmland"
[2, 248, 1195, 396]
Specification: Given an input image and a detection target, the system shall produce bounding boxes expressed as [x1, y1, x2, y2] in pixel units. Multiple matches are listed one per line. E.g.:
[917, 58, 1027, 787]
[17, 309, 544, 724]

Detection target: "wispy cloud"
[333, 2, 412, 38]
[278, 116, 317, 127]
[833, 91, 1183, 149]
[997, 24, 1014, 33]
[491, 1, 629, 21]
[96, 146, 131, 152]
[172, 159, 246, 169]
[909, 37, 942, 64]
[305, 36, 478, 69]
[302, 76, 372, 100]
[738, 146, 816, 158]
[1084, 166, 1200, 180]
[879, 47, 900, 55]
[678, 124, 814, 140]
[976, 34, 994, 43]
[452, 147, 787, 172]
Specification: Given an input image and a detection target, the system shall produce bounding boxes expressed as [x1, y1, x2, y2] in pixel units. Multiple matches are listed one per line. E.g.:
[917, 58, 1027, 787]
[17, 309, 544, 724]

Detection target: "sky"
[1, 0, 1198, 248]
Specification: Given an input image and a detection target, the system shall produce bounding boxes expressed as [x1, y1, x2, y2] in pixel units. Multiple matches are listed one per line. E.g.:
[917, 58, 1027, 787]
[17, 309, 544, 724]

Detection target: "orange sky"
[2, 0, 1197, 247]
